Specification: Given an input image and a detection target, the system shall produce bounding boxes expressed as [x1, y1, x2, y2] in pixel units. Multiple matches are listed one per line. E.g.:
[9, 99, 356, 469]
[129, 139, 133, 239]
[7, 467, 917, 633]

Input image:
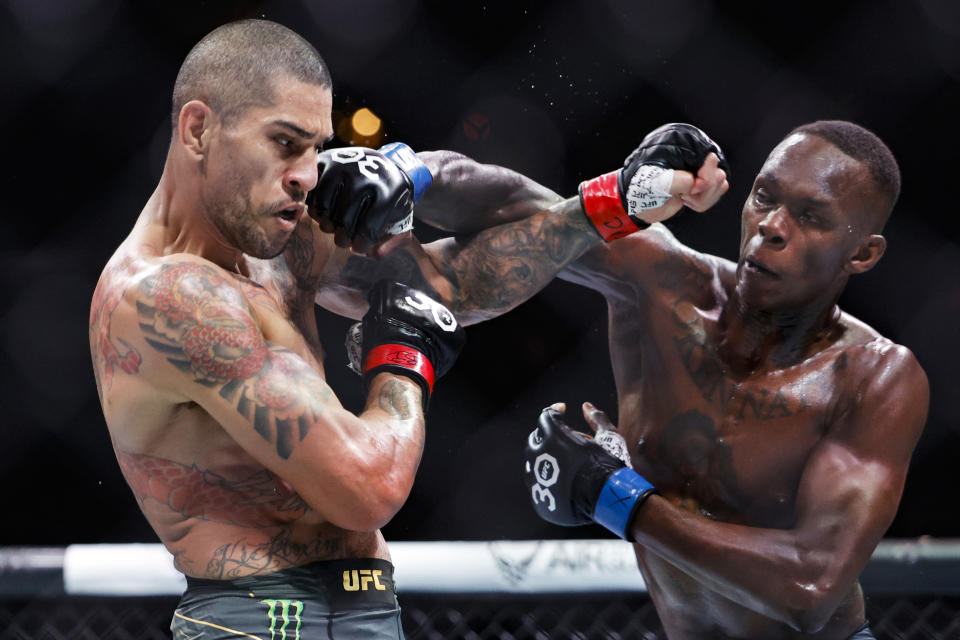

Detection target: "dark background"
[1, 0, 957, 546]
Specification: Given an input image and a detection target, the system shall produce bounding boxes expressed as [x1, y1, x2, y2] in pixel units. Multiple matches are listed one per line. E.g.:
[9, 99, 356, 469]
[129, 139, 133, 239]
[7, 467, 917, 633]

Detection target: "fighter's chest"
[624, 303, 845, 524]
[235, 271, 325, 373]
[633, 381, 829, 525]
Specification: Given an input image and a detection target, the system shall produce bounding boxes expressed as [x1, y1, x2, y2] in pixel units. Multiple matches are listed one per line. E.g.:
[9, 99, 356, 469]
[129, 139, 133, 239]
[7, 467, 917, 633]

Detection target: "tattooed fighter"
[416, 122, 929, 638]
[87, 19, 473, 639]
[88, 18, 723, 638]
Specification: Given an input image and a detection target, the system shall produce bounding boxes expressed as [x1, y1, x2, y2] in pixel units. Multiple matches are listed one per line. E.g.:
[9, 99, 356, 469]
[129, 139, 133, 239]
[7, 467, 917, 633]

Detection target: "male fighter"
[86, 19, 471, 638]
[415, 122, 929, 638]
[88, 19, 721, 639]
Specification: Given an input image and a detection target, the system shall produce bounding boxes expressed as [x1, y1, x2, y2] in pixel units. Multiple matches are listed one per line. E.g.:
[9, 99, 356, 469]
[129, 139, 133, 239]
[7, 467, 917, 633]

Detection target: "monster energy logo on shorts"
[261, 599, 303, 640]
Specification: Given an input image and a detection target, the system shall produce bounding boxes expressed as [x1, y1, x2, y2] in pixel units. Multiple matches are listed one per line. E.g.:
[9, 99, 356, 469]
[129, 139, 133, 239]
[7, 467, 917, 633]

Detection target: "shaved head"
[172, 19, 331, 128]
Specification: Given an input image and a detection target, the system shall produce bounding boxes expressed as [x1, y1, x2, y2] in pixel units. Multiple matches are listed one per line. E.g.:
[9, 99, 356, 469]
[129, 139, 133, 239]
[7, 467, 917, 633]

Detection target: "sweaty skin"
[92, 75, 711, 580]
[88, 71, 447, 579]
[413, 135, 928, 638]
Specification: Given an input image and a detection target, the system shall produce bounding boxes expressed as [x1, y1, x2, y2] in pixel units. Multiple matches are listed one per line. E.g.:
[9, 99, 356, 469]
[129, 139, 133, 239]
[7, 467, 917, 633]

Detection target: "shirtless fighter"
[86, 19, 473, 639]
[88, 19, 721, 639]
[414, 122, 929, 638]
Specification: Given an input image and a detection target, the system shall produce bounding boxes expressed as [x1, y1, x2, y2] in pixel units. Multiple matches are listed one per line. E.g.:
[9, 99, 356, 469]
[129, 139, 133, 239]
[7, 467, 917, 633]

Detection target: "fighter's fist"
[379, 142, 433, 202]
[578, 123, 729, 241]
[352, 281, 465, 410]
[523, 403, 655, 539]
[308, 147, 416, 254]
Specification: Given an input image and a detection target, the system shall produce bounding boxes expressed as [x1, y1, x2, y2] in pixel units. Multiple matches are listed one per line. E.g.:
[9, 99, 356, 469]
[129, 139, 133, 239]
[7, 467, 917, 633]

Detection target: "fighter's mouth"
[745, 258, 778, 278]
[276, 204, 304, 222]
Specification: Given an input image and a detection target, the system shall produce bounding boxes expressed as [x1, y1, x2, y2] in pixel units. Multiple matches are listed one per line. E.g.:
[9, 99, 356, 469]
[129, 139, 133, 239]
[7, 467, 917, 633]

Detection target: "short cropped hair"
[171, 19, 331, 128]
[789, 120, 900, 228]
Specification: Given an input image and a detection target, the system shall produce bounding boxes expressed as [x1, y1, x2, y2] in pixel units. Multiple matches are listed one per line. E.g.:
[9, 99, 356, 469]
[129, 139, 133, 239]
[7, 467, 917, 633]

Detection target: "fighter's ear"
[177, 100, 216, 160]
[846, 234, 886, 274]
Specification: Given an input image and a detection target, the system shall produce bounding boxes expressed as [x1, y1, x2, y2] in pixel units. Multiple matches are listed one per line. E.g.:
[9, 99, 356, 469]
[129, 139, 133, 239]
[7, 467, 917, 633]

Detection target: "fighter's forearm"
[429, 196, 603, 323]
[631, 497, 849, 632]
[315, 194, 604, 326]
[415, 151, 564, 234]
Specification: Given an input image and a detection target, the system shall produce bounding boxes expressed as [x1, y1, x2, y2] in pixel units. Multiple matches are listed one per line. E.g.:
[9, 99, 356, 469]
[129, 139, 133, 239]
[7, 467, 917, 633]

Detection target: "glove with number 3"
[309, 147, 418, 254]
[522, 404, 656, 539]
[346, 281, 465, 410]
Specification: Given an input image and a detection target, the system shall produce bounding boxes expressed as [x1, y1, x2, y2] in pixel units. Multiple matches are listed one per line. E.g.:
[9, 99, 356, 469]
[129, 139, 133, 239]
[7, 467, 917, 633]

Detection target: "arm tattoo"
[333, 203, 597, 316]
[653, 252, 714, 292]
[137, 262, 333, 459]
[377, 378, 420, 421]
[441, 206, 598, 313]
[89, 254, 142, 397]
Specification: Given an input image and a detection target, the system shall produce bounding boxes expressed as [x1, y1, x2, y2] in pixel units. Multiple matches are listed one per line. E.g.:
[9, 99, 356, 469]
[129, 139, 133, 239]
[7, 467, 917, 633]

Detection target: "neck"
[138, 155, 244, 273]
[718, 291, 842, 375]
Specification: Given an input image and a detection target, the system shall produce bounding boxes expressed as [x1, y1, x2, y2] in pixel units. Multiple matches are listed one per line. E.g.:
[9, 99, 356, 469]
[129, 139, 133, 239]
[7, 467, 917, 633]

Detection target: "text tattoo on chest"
[670, 302, 814, 420]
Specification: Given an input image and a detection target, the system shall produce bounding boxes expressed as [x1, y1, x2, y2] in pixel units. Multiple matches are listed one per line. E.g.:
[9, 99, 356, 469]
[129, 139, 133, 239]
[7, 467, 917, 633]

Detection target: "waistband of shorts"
[183, 558, 397, 609]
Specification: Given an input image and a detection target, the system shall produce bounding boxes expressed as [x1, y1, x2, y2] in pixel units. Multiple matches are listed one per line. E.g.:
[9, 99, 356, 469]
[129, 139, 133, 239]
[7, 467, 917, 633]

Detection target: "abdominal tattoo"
[136, 262, 333, 459]
[207, 529, 344, 579]
[118, 450, 338, 578]
[118, 451, 307, 528]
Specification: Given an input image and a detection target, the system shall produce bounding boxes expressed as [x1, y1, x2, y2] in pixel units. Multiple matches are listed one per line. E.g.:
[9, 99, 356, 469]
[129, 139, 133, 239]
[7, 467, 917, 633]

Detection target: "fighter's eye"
[275, 135, 292, 148]
[753, 189, 773, 206]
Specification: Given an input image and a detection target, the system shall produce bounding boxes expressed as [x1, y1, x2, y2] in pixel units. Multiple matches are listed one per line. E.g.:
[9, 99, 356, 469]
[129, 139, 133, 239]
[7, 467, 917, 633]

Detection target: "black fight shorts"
[170, 558, 404, 639]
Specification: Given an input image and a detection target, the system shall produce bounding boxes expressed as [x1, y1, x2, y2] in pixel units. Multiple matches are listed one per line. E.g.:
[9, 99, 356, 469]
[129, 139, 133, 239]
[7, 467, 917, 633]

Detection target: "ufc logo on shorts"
[404, 292, 459, 332]
[330, 148, 387, 182]
[261, 599, 303, 640]
[343, 568, 387, 591]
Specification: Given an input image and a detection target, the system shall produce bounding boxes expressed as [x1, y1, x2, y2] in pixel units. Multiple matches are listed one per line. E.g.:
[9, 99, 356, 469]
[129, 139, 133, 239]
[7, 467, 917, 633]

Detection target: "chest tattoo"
[670, 301, 813, 420]
[658, 409, 747, 514]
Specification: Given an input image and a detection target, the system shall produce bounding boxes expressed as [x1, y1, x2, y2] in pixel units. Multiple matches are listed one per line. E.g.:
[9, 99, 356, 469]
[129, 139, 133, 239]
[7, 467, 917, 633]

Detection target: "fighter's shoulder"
[826, 313, 929, 451]
[835, 312, 929, 401]
[113, 253, 254, 325]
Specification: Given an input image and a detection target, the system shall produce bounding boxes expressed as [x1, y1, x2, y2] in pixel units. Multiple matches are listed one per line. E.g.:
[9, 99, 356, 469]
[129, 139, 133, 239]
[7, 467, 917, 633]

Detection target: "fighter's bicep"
[793, 438, 905, 536]
[130, 261, 345, 460]
[793, 351, 930, 568]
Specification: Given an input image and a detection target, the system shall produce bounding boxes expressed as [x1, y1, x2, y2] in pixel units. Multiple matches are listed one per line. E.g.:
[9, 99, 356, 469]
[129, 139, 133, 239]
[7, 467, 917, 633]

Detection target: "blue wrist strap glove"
[379, 142, 433, 202]
[592, 467, 656, 539]
[523, 404, 656, 540]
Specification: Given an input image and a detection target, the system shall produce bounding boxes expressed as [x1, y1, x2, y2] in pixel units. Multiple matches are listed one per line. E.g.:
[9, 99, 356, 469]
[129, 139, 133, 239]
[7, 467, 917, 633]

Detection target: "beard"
[205, 183, 293, 260]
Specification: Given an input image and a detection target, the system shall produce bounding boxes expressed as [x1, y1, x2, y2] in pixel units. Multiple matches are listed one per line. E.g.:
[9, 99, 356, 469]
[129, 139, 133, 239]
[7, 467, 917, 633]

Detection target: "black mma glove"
[523, 405, 656, 539]
[379, 142, 433, 202]
[308, 147, 417, 252]
[578, 123, 728, 241]
[349, 281, 465, 410]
